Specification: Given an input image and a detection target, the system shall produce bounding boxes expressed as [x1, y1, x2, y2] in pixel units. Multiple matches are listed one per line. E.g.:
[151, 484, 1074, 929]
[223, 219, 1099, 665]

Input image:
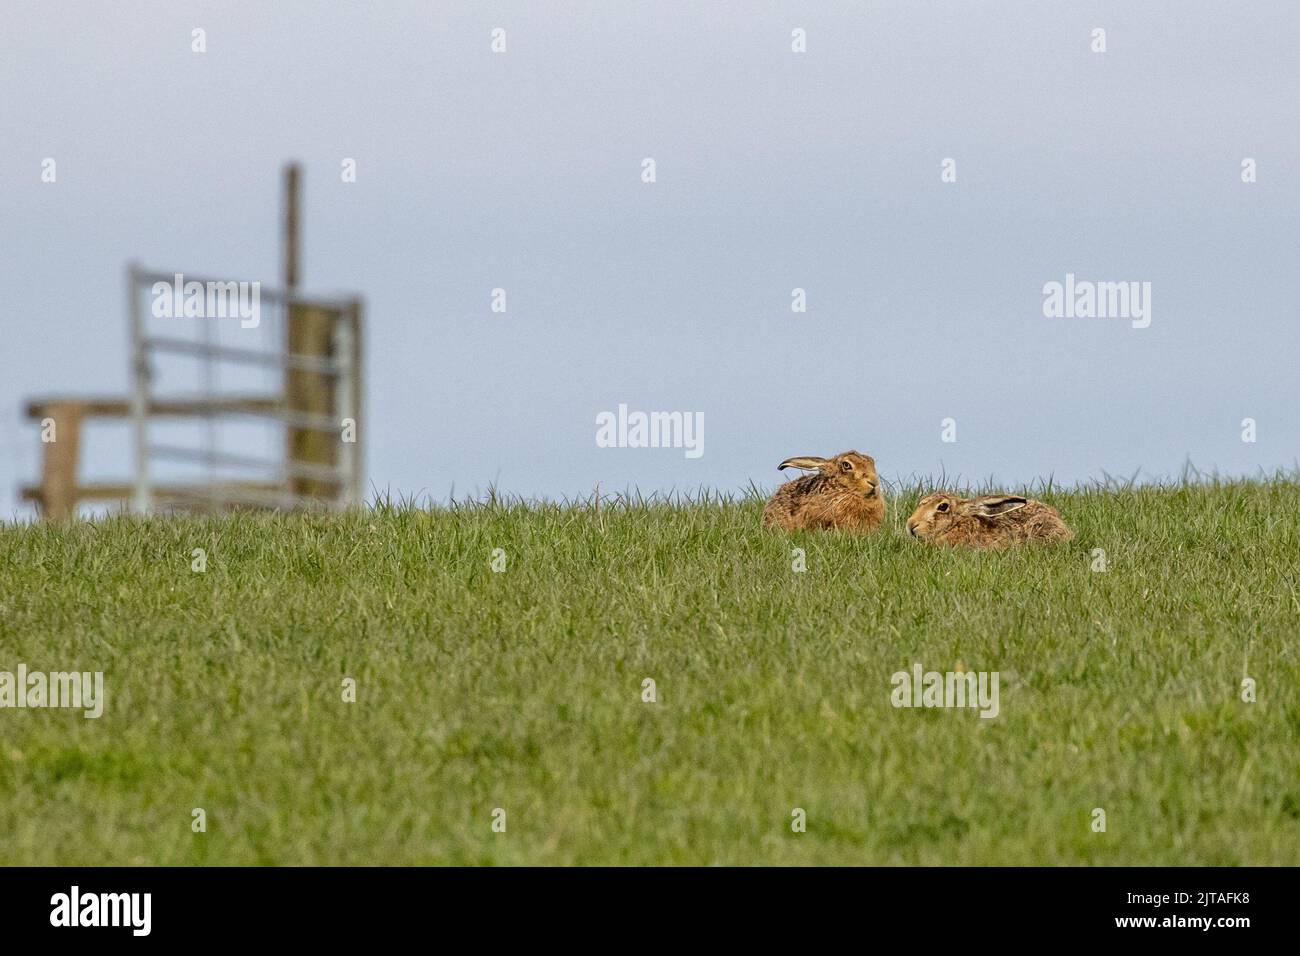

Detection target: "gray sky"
[2, 1, 1297, 518]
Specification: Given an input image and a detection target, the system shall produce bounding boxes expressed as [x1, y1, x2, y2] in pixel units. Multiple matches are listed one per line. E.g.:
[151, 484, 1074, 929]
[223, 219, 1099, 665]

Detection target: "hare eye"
[840, 461, 853, 472]
[937, 501, 950, 512]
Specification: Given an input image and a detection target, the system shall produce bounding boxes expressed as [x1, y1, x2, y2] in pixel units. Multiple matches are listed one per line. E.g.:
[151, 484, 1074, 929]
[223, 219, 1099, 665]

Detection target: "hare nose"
[907, 523, 919, 537]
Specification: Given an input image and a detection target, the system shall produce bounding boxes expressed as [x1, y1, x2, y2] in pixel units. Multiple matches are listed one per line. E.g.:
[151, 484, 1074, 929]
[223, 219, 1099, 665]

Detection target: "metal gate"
[127, 264, 363, 514]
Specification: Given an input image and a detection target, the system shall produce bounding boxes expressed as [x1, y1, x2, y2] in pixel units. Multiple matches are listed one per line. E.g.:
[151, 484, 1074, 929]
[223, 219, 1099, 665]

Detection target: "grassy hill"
[2, 479, 1298, 865]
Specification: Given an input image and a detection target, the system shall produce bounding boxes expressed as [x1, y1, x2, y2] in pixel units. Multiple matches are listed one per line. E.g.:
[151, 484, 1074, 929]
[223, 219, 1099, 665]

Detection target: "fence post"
[285, 304, 337, 502]
[349, 299, 364, 507]
[39, 402, 83, 520]
[128, 262, 152, 514]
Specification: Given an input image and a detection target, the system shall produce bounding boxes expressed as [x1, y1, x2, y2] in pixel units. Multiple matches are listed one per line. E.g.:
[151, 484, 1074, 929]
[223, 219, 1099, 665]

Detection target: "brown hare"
[906, 492, 1073, 549]
[762, 451, 885, 532]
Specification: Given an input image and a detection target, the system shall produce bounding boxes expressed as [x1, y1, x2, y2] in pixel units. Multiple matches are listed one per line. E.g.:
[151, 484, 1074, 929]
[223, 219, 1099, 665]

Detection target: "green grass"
[2, 479, 1298, 865]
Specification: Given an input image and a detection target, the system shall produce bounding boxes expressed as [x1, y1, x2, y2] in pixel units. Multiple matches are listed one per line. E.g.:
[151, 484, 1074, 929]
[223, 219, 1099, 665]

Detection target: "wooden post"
[39, 402, 83, 520]
[347, 299, 364, 506]
[283, 163, 300, 292]
[281, 163, 339, 503]
[285, 305, 339, 502]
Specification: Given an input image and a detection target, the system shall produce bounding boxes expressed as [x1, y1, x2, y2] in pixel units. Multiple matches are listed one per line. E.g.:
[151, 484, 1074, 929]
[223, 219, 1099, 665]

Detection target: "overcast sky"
[2, 1, 1297, 518]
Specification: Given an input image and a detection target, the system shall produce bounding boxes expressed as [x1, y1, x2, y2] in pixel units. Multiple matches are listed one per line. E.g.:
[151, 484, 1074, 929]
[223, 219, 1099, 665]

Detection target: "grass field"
[2, 478, 1298, 865]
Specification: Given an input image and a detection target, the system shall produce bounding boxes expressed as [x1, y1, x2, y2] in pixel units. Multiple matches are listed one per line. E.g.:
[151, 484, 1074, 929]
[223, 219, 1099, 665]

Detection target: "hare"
[762, 451, 885, 532]
[906, 492, 1073, 549]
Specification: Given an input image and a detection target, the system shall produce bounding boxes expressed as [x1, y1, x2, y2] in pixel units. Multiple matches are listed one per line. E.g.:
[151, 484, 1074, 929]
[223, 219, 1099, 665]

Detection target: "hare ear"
[973, 496, 1027, 517]
[778, 456, 828, 472]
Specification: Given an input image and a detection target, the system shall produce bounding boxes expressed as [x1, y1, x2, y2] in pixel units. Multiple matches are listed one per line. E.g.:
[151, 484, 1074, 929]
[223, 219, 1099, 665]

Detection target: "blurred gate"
[21, 163, 365, 519]
[125, 265, 364, 514]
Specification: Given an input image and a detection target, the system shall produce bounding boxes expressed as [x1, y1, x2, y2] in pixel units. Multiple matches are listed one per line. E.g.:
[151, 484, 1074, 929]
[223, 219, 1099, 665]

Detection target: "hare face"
[907, 492, 962, 540]
[836, 453, 880, 498]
